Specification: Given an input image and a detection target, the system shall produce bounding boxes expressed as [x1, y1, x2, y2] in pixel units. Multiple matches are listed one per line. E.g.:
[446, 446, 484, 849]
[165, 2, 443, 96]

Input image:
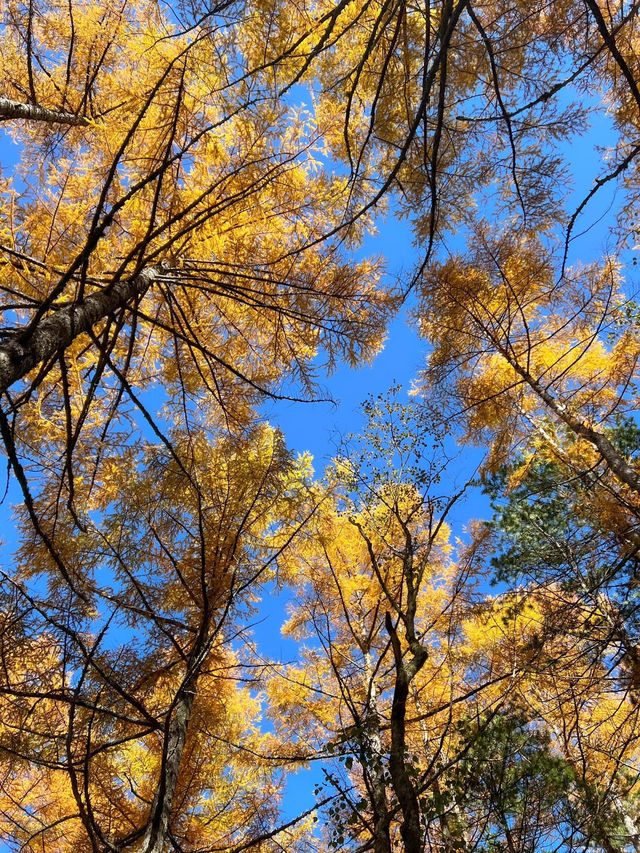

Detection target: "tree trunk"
[141, 685, 195, 853]
[385, 612, 428, 853]
[0, 265, 163, 394]
[614, 794, 640, 853]
[0, 96, 89, 126]
[363, 650, 392, 853]
[503, 349, 640, 495]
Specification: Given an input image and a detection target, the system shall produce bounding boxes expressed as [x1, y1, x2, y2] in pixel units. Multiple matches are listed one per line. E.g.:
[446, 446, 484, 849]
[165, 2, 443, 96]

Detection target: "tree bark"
[0, 265, 163, 395]
[141, 684, 195, 853]
[502, 349, 640, 496]
[362, 650, 392, 853]
[618, 799, 640, 853]
[0, 96, 89, 126]
[385, 612, 428, 853]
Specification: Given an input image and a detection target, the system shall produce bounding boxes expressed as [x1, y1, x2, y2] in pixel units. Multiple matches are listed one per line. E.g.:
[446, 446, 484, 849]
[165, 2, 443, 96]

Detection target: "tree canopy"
[1, 0, 640, 851]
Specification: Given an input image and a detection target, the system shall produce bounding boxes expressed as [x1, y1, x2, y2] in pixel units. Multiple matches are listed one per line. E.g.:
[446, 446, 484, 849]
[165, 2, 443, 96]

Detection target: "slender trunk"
[0, 96, 89, 126]
[141, 684, 196, 853]
[503, 349, 640, 495]
[589, 591, 640, 699]
[363, 650, 392, 853]
[433, 778, 468, 853]
[385, 612, 428, 853]
[0, 265, 162, 394]
[138, 608, 215, 853]
[614, 794, 640, 853]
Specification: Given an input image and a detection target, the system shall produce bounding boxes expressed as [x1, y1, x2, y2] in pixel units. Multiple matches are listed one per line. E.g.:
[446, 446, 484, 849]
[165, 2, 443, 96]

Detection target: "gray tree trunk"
[363, 650, 392, 853]
[0, 266, 162, 394]
[140, 686, 195, 853]
[0, 96, 89, 126]
[503, 349, 640, 495]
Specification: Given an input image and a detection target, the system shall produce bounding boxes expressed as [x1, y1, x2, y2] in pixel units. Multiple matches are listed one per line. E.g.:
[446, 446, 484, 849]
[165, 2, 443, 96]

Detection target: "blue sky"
[264, 218, 422, 464]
